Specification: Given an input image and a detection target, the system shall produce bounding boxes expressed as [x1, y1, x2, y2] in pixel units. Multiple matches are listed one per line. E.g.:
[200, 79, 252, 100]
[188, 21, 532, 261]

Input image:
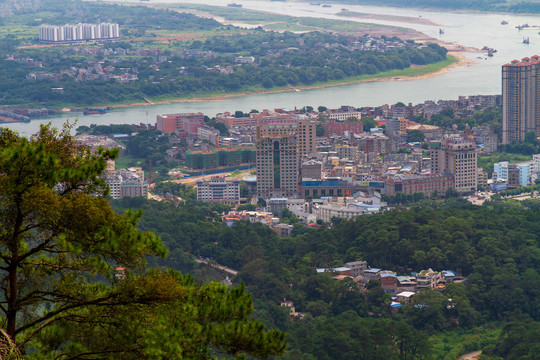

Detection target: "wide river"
[5, 0, 540, 135]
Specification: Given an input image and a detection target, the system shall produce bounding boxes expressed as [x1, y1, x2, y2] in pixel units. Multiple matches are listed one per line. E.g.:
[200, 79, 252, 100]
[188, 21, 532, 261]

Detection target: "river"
[5, 0, 540, 135]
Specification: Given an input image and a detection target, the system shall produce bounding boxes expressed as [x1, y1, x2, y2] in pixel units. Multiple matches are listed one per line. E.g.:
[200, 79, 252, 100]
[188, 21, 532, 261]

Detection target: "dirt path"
[458, 350, 482, 360]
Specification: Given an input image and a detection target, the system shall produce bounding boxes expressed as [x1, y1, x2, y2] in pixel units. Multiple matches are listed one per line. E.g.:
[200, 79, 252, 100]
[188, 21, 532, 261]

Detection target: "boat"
[523, 37, 530, 44]
[439, 28, 444, 35]
[501, 20, 508, 25]
[83, 108, 107, 115]
[227, 3, 242, 7]
[488, 50, 494, 57]
[322, 4, 331, 7]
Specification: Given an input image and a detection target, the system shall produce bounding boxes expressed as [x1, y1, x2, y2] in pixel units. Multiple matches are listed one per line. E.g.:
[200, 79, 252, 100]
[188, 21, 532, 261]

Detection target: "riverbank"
[107, 52, 469, 109]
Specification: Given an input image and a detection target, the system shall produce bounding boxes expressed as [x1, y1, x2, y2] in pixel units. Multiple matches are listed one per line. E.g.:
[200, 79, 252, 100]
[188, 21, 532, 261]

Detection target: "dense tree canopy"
[0, 125, 285, 359]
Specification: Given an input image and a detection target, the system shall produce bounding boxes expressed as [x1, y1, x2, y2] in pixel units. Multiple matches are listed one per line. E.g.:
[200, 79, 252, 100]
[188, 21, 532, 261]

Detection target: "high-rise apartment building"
[257, 117, 316, 158]
[502, 55, 540, 144]
[430, 137, 478, 193]
[39, 23, 119, 43]
[256, 137, 298, 199]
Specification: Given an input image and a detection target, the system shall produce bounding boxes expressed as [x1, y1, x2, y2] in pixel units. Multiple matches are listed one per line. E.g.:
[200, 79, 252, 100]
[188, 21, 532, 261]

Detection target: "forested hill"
[111, 196, 540, 359]
[330, 0, 540, 14]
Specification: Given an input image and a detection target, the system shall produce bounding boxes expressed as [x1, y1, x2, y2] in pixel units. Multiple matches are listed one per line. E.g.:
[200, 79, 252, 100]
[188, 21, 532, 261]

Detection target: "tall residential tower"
[502, 55, 540, 144]
[256, 137, 298, 199]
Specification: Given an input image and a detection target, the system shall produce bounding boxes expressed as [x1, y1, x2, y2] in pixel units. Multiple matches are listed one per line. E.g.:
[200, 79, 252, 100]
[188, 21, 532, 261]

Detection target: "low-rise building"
[104, 167, 148, 199]
[196, 177, 240, 204]
[385, 173, 454, 197]
[416, 268, 442, 289]
[396, 291, 416, 303]
[273, 223, 294, 237]
[345, 261, 368, 278]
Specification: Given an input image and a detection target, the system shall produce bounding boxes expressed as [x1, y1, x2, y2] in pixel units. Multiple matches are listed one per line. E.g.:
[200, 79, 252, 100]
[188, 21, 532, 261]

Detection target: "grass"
[429, 325, 501, 360]
[115, 155, 144, 169]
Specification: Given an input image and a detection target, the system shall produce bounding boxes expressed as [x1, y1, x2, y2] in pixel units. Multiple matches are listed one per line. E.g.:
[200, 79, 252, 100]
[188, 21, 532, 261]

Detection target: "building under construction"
[184, 146, 256, 170]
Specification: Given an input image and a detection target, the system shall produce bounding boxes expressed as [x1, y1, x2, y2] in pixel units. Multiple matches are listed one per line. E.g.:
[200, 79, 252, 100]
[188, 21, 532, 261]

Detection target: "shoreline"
[109, 51, 472, 109]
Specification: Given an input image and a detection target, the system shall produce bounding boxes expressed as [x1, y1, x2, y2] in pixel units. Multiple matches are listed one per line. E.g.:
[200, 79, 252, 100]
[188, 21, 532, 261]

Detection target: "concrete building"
[258, 117, 316, 158]
[502, 55, 540, 144]
[39, 23, 120, 43]
[196, 177, 240, 204]
[416, 268, 442, 289]
[385, 117, 407, 137]
[104, 167, 148, 199]
[345, 261, 368, 278]
[385, 173, 454, 197]
[215, 112, 257, 128]
[322, 121, 364, 137]
[268, 198, 288, 215]
[301, 179, 354, 198]
[256, 137, 299, 198]
[337, 145, 358, 161]
[430, 137, 478, 193]
[353, 133, 391, 155]
[273, 223, 294, 237]
[300, 160, 322, 180]
[325, 106, 362, 121]
[493, 161, 530, 187]
[477, 168, 488, 189]
[156, 112, 205, 134]
[197, 125, 220, 145]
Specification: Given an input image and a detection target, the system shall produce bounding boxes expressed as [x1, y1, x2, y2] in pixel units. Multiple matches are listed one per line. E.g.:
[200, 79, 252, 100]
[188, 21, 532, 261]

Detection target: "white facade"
[196, 177, 240, 204]
[104, 167, 147, 199]
[39, 23, 120, 43]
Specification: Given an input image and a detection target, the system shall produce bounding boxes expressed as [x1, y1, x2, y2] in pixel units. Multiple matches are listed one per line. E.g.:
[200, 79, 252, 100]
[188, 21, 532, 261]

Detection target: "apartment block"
[502, 55, 540, 144]
[39, 23, 120, 43]
[256, 137, 298, 199]
[430, 137, 478, 193]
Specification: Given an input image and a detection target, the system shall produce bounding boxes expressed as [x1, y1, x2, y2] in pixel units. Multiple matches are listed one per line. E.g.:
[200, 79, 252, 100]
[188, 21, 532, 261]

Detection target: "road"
[195, 258, 239, 276]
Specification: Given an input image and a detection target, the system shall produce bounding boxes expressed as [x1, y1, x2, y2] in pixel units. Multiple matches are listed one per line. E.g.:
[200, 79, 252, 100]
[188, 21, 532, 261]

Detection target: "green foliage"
[102, 192, 540, 359]
[237, 204, 257, 211]
[0, 124, 285, 359]
[383, 192, 426, 205]
[0, 22, 448, 107]
[0, 124, 165, 344]
[153, 181, 197, 201]
[31, 271, 286, 359]
[429, 325, 501, 360]
[496, 184, 540, 198]
[478, 153, 532, 176]
[284, 312, 431, 360]
[407, 129, 425, 143]
[494, 319, 540, 360]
